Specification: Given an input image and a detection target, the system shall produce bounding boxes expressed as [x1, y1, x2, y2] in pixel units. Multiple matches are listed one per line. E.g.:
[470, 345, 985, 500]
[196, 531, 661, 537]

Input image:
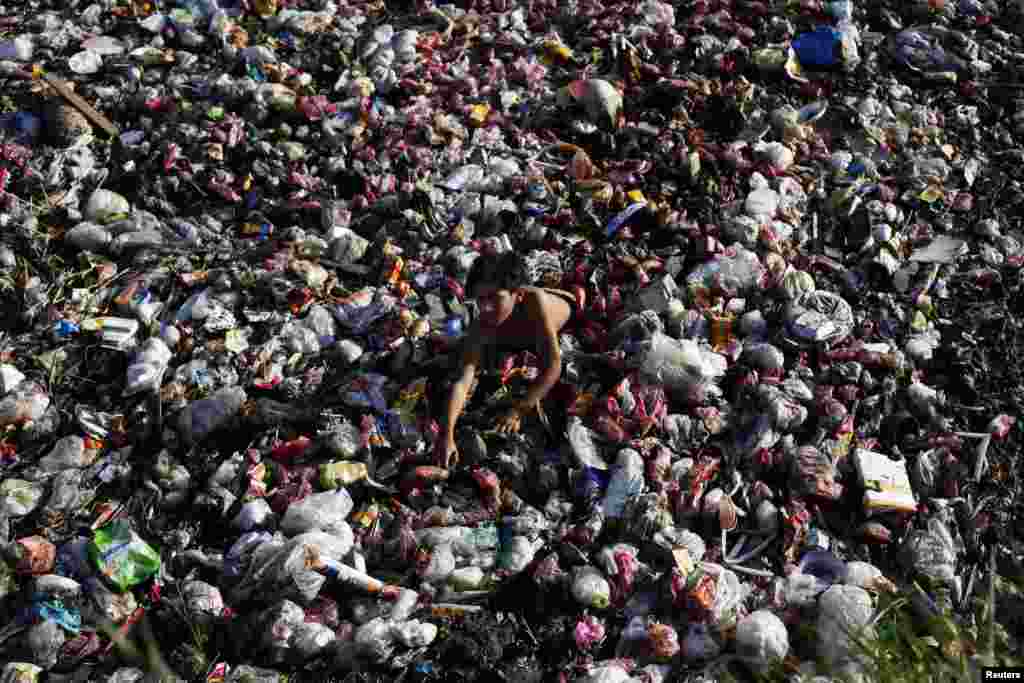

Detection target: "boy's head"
[466, 251, 530, 328]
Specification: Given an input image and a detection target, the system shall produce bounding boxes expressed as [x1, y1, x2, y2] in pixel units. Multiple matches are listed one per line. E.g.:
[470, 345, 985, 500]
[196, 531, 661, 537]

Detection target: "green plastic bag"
[89, 520, 161, 592]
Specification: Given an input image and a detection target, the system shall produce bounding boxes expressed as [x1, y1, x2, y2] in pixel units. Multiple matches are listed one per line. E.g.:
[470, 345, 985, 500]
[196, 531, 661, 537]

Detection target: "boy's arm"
[517, 293, 563, 411]
[443, 327, 483, 440]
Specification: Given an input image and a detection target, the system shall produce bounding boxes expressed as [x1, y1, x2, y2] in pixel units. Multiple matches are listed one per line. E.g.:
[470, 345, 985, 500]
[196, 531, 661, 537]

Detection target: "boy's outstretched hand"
[495, 401, 534, 434]
[435, 435, 459, 469]
[494, 406, 522, 434]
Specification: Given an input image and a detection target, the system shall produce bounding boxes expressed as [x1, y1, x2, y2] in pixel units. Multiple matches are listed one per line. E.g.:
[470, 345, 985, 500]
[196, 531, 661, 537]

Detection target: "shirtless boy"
[434, 251, 581, 468]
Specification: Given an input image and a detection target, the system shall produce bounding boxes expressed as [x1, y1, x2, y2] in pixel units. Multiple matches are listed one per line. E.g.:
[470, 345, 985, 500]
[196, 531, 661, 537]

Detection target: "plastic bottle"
[602, 449, 646, 519]
[0, 36, 34, 61]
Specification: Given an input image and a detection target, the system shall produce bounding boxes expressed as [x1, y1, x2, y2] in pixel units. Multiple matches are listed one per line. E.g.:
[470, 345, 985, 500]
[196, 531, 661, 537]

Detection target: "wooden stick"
[40, 73, 120, 138]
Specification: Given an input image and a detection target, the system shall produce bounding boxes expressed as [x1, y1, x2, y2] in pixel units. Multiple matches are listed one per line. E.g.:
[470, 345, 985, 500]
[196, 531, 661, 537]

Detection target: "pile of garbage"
[1, 0, 1024, 680]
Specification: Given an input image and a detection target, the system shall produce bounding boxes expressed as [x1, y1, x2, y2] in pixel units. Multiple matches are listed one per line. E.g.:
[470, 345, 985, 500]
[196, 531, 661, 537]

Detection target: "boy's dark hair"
[466, 251, 530, 297]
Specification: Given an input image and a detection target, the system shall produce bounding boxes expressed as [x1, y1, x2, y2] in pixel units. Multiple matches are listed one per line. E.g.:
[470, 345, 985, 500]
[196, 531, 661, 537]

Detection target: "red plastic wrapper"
[989, 414, 1015, 440]
[270, 436, 313, 463]
[646, 622, 680, 661]
[59, 630, 102, 667]
[611, 547, 638, 607]
[594, 413, 629, 443]
[574, 615, 607, 650]
[305, 596, 341, 628]
[471, 467, 501, 508]
[268, 464, 317, 514]
[14, 535, 55, 575]
[532, 551, 565, 587]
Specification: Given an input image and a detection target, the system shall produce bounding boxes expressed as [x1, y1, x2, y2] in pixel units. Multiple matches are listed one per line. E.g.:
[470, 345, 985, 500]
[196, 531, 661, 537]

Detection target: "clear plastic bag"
[626, 274, 680, 315]
[705, 563, 743, 628]
[681, 623, 721, 663]
[37, 436, 88, 471]
[1, 662, 43, 683]
[844, 561, 891, 592]
[231, 531, 352, 605]
[123, 338, 172, 396]
[182, 580, 224, 620]
[26, 619, 65, 669]
[635, 333, 725, 403]
[260, 599, 305, 664]
[0, 364, 25, 394]
[225, 665, 282, 683]
[735, 610, 789, 667]
[781, 572, 827, 608]
[576, 659, 633, 683]
[391, 620, 438, 648]
[233, 499, 275, 532]
[177, 386, 246, 444]
[817, 585, 874, 666]
[289, 622, 336, 661]
[419, 543, 456, 582]
[602, 451, 645, 519]
[499, 535, 542, 574]
[0, 479, 44, 517]
[448, 566, 485, 591]
[328, 227, 370, 264]
[902, 516, 959, 587]
[224, 531, 274, 580]
[572, 566, 611, 609]
[280, 489, 354, 537]
[354, 617, 396, 663]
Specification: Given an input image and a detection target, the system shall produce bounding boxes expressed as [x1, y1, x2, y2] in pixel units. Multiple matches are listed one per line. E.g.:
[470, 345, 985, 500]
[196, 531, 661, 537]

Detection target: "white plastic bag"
[230, 531, 352, 605]
[499, 536, 542, 573]
[260, 599, 305, 664]
[1, 662, 43, 683]
[705, 563, 743, 628]
[328, 227, 370, 263]
[817, 585, 874, 666]
[37, 436, 87, 471]
[576, 660, 632, 683]
[354, 617, 396, 662]
[289, 622, 336, 660]
[0, 364, 25, 394]
[448, 566, 485, 591]
[745, 187, 779, 218]
[602, 451, 645, 519]
[636, 333, 725, 402]
[626, 274, 679, 314]
[391, 620, 438, 648]
[280, 489, 354, 536]
[419, 543, 456, 582]
[735, 610, 789, 667]
[182, 580, 224, 620]
[572, 566, 611, 609]
[232, 499, 275, 532]
[844, 561, 885, 591]
[124, 338, 172, 396]
[177, 386, 246, 444]
[85, 189, 130, 224]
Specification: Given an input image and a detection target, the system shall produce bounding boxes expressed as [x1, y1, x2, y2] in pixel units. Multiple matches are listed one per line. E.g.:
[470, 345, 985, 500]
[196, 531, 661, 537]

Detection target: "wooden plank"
[40, 73, 120, 138]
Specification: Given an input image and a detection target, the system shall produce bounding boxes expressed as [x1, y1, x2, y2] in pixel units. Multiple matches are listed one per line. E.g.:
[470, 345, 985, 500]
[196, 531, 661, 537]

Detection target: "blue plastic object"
[792, 27, 841, 68]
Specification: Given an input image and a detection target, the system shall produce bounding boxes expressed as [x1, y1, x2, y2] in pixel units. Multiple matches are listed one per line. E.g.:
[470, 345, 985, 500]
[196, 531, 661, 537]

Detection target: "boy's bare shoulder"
[522, 287, 571, 324]
[522, 286, 558, 308]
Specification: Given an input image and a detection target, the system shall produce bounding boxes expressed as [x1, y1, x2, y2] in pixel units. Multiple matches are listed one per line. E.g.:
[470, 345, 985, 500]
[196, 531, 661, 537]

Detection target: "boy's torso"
[476, 287, 574, 357]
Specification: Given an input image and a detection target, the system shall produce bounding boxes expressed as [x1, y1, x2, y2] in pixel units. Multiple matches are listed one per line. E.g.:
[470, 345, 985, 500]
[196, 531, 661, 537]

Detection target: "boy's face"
[473, 284, 519, 328]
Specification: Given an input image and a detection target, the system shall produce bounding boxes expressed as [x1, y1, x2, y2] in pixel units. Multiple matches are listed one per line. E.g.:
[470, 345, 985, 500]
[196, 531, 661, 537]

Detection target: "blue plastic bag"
[792, 27, 841, 68]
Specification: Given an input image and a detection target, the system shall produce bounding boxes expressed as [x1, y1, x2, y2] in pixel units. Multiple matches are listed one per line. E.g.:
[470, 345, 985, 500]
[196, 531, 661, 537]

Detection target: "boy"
[434, 251, 581, 468]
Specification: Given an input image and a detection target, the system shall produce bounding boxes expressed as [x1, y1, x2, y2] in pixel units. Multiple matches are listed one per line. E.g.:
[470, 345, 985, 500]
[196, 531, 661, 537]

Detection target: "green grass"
[717, 568, 1021, 683]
